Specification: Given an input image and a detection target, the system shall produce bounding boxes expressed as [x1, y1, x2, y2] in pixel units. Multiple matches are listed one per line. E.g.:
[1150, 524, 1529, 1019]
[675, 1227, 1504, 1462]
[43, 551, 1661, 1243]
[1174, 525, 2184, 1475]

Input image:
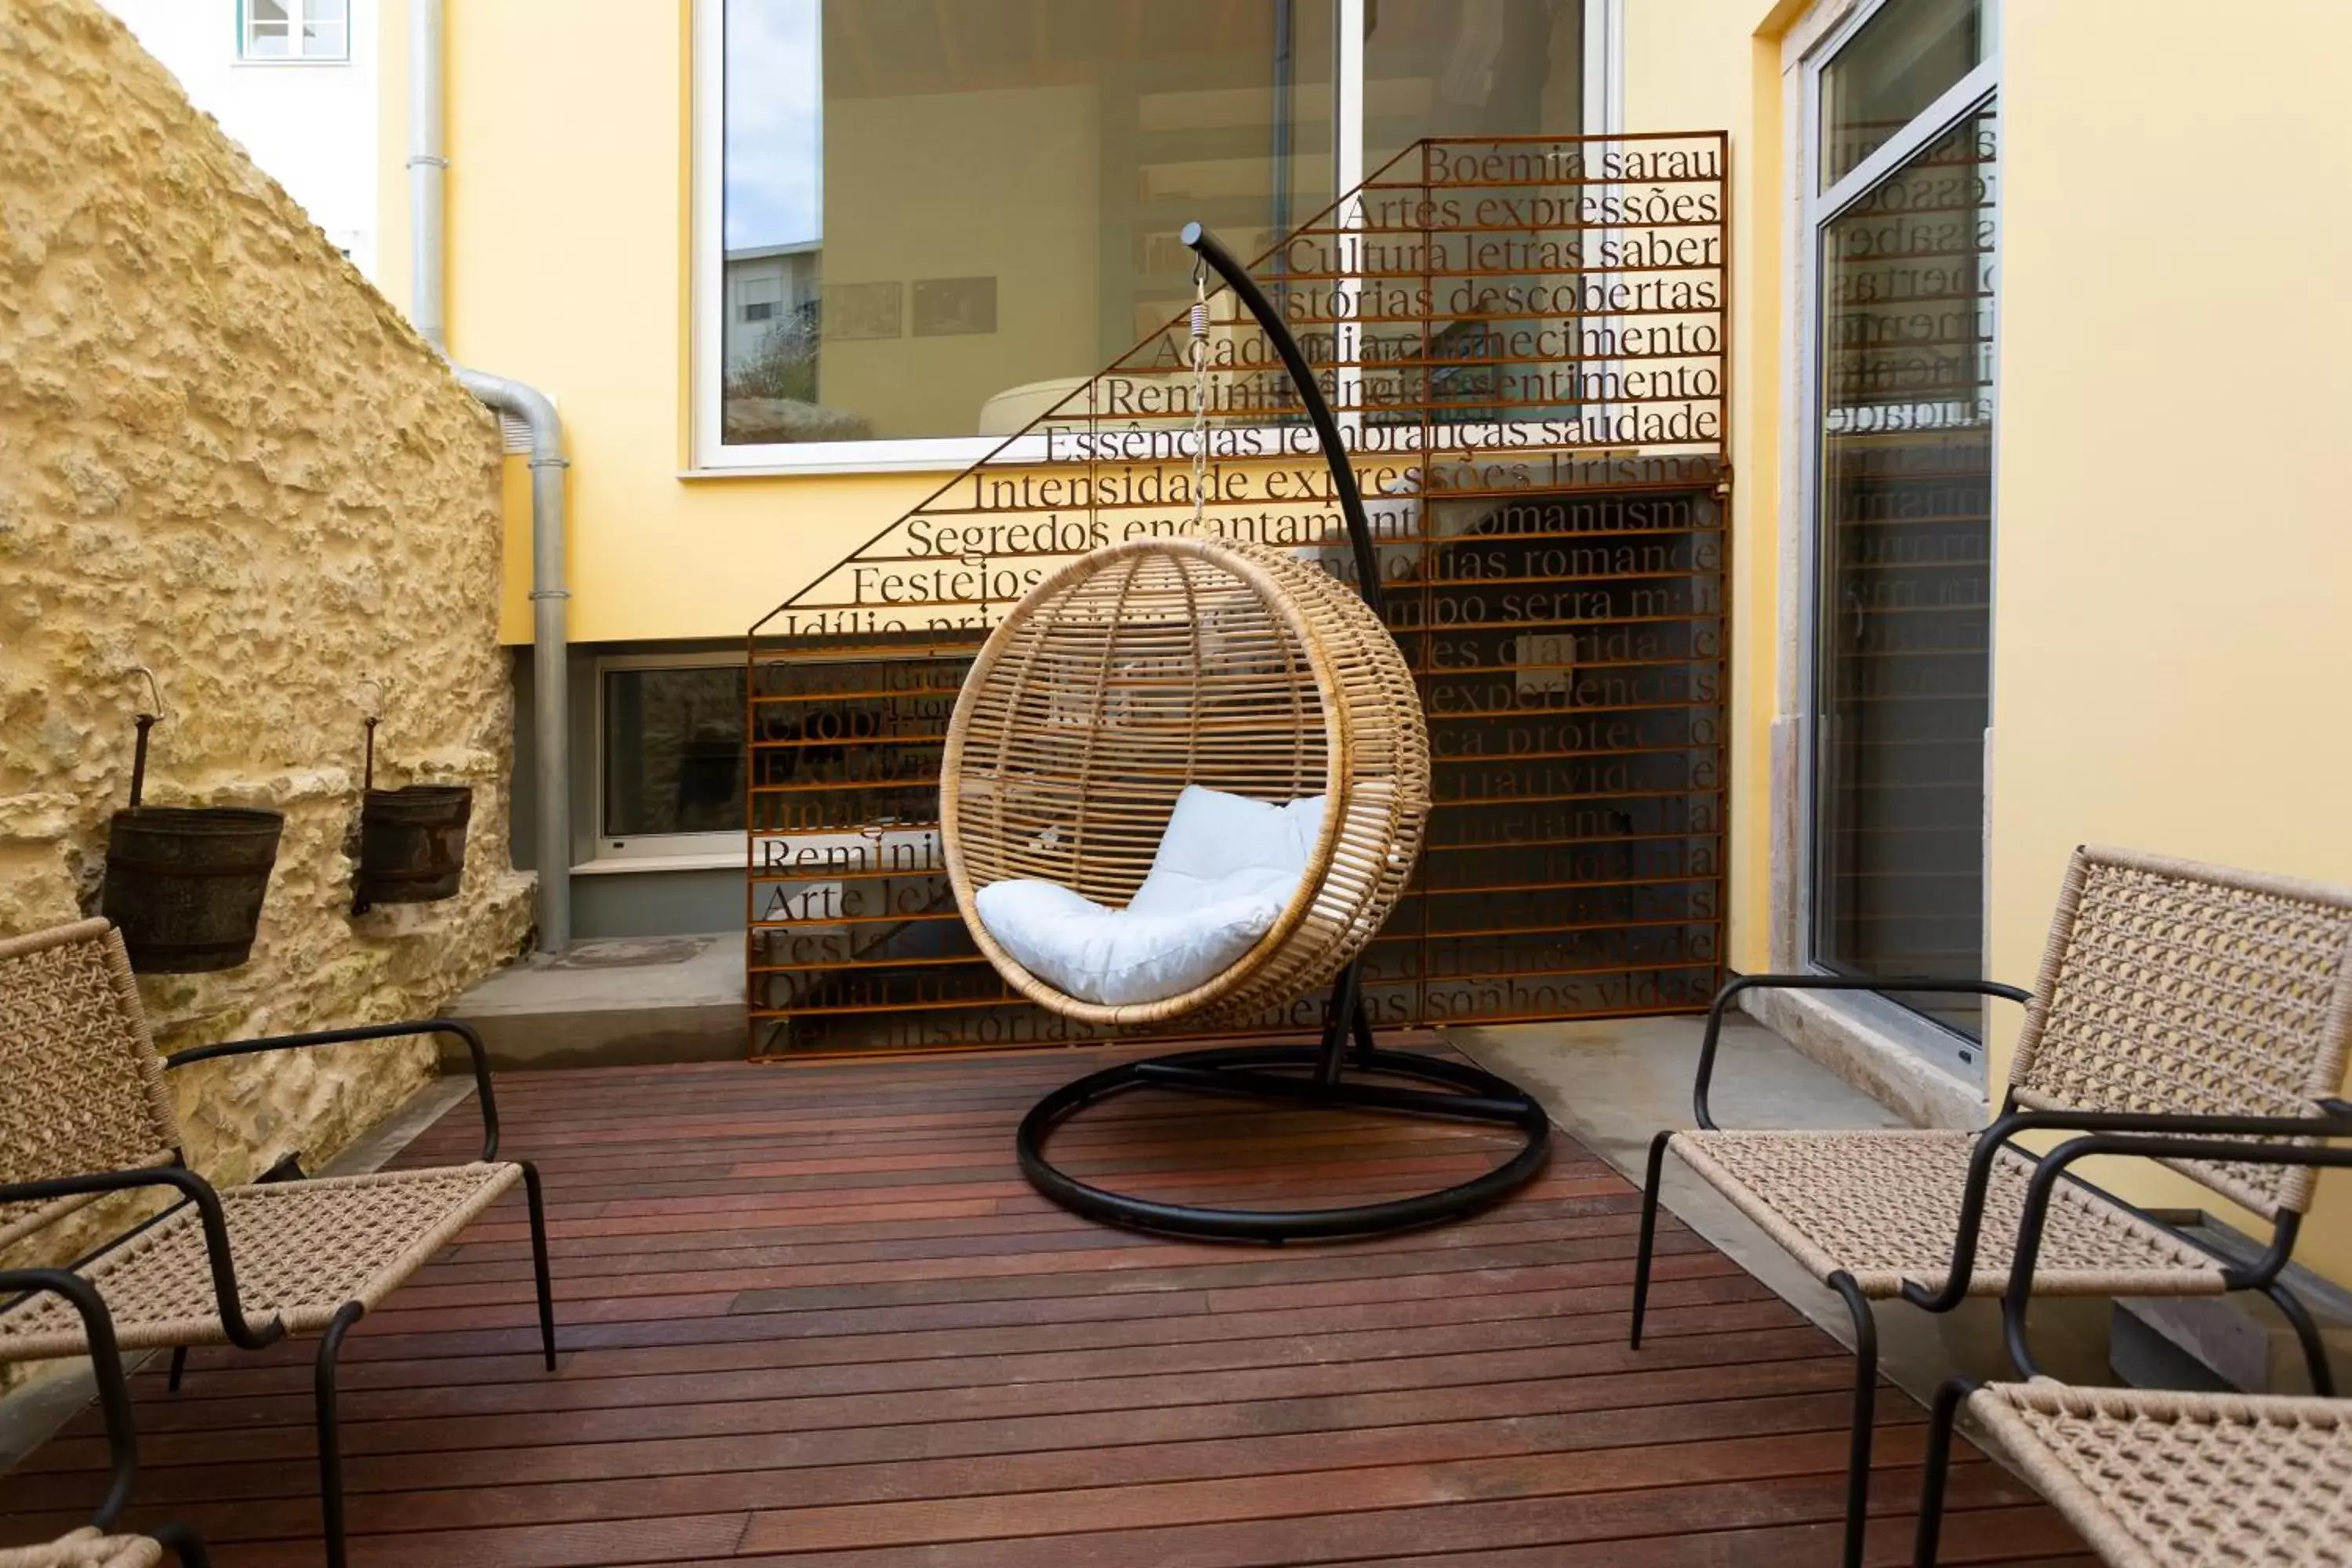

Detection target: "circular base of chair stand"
[1016, 1023, 1553, 1243]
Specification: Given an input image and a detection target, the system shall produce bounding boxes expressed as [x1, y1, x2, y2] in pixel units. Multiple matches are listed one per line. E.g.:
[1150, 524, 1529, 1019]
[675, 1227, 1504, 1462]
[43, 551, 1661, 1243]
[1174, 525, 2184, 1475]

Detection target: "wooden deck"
[2, 1044, 2090, 1566]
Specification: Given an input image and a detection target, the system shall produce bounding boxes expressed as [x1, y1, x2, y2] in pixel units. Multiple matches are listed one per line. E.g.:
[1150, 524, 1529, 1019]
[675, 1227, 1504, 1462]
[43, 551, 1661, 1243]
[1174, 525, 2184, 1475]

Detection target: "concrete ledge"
[2114, 1221, 2352, 1394]
[448, 933, 746, 1070]
[1739, 983, 1987, 1130]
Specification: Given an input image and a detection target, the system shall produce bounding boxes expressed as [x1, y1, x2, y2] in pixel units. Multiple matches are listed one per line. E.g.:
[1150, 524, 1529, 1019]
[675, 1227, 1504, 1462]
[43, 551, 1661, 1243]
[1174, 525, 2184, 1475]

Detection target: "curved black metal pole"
[0, 1270, 139, 1529]
[1185, 220, 1390, 1085]
[1183, 222, 1385, 615]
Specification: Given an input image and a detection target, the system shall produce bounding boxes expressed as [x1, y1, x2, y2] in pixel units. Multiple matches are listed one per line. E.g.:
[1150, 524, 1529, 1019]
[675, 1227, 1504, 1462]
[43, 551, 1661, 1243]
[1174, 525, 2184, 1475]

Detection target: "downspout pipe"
[457, 369, 571, 955]
[408, 0, 571, 953]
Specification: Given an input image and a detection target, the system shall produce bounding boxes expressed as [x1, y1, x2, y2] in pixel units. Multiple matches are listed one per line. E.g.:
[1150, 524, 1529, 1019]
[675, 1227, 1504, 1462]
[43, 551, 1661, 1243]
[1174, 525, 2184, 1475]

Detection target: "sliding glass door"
[1805, 0, 1998, 1058]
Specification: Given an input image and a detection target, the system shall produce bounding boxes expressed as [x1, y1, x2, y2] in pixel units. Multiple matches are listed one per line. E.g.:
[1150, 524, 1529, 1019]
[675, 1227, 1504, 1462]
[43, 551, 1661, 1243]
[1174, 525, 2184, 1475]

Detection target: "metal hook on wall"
[127, 665, 169, 809]
[356, 680, 389, 793]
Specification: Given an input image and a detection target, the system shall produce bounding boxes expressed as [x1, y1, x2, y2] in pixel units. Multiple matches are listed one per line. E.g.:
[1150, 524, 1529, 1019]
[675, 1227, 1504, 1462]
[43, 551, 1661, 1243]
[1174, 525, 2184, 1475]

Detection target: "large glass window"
[1818, 0, 1987, 191]
[706, 0, 1594, 463]
[717, 0, 1335, 450]
[1806, 2, 1997, 1053]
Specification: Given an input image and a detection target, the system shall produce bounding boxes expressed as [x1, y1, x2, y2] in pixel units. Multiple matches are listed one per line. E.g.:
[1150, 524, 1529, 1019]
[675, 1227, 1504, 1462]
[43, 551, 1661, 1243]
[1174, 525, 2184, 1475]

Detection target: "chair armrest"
[0, 1169, 284, 1354]
[2000, 1126, 2352, 1379]
[1903, 1101, 2352, 1311]
[0, 1269, 137, 1529]
[1690, 974, 2031, 1131]
[167, 1018, 502, 1161]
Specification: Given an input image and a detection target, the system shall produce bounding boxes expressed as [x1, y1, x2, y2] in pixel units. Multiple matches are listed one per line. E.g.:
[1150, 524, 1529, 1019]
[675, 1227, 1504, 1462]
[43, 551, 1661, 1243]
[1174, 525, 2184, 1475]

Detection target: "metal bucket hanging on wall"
[353, 714, 472, 913]
[100, 673, 285, 973]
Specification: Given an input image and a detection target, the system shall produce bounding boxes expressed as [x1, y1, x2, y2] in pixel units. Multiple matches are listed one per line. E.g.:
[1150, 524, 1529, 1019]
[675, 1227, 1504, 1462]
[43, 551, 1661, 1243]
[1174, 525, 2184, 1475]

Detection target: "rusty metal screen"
[748, 132, 1729, 1057]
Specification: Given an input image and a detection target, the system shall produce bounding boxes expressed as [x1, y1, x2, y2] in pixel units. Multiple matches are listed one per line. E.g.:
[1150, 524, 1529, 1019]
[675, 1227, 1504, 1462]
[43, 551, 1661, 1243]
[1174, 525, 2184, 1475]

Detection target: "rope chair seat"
[1668, 1128, 2228, 1300]
[1966, 1381, 2352, 1568]
[0, 1164, 519, 1358]
[942, 536, 1428, 1026]
[0, 1530, 167, 1568]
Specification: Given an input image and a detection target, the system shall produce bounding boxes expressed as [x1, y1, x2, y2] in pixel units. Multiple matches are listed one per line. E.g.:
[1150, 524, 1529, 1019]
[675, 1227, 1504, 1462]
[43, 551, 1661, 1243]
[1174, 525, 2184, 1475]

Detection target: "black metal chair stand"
[1016, 980, 1552, 1243]
[1011, 222, 1553, 1243]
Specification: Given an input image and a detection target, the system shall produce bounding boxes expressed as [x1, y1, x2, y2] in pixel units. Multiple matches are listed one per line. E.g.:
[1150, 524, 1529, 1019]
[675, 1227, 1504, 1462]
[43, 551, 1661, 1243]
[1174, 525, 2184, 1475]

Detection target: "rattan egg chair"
[942, 535, 1427, 1028]
[938, 221, 1551, 1243]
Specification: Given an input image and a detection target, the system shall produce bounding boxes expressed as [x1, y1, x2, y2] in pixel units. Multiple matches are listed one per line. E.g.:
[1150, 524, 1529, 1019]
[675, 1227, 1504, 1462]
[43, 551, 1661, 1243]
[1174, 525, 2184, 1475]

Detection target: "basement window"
[597, 658, 750, 859]
[241, 0, 350, 63]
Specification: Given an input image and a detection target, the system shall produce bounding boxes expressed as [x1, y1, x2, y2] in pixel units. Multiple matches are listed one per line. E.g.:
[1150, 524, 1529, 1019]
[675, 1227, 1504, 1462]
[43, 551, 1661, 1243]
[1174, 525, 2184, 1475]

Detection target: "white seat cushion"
[975, 786, 1327, 1007]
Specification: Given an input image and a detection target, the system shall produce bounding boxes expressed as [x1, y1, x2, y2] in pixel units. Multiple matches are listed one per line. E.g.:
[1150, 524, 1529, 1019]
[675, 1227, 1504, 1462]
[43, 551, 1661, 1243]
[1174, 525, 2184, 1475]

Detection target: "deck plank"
[1, 1043, 2085, 1564]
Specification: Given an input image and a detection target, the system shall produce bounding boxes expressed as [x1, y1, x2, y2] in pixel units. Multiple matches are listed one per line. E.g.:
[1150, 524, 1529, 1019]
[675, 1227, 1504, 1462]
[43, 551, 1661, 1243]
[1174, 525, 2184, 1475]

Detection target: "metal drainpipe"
[408, 0, 571, 953]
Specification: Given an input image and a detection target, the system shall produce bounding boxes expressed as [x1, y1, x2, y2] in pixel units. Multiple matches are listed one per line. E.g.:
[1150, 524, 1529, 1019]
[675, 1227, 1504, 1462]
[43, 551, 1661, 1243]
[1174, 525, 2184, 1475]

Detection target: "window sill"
[1736, 982, 1990, 1131]
[677, 454, 992, 480]
[681, 431, 1063, 478]
[573, 852, 745, 877]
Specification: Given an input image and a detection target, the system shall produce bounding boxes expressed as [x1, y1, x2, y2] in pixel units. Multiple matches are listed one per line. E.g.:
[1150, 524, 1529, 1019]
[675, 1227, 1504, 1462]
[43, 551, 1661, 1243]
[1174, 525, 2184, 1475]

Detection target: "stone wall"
[0, 0, 532, 1301]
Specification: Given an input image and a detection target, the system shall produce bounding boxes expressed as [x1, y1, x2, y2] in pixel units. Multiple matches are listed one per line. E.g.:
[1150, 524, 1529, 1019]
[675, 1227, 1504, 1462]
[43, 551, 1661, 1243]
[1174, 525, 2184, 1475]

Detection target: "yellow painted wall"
[1989, 0, 2352, 1278]
[1623, 0, 1784, 975]
[1626, 0, 2352, 1283]
[377, 0, 942, 647]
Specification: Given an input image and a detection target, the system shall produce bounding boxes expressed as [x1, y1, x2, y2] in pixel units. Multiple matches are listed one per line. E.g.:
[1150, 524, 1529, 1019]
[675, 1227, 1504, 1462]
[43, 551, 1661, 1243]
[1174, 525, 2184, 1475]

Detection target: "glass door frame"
[1791, 0, 2002, 1080]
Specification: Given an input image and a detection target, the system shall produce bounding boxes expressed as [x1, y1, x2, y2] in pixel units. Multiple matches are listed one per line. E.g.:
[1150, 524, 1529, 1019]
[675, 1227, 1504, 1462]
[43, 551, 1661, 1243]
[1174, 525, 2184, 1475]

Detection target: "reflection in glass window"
[1363, 0, 1584, 176]
[720, 0, 1334, 446]
[1811, 105, 1997, 1034]
[1818, 0, 1986, 192]
[603, 666, 748, 840]
[1359, 2, 1585, 426]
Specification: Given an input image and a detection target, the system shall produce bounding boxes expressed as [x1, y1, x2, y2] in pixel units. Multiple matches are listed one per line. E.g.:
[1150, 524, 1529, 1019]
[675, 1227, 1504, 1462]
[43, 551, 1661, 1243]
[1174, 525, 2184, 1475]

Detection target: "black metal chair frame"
[0, 1019, 553, 1568]
[1912, 1124, 2352, 1566]
[0, 1269, 212, 1566]
[1011, 223, 1552, 1243]
[1628, 973, 2349, 1568]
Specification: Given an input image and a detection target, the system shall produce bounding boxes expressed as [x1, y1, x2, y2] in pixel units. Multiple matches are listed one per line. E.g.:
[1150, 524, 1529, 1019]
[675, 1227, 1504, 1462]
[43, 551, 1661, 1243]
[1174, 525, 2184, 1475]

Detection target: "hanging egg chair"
[942, 535, 1428, 1027]
[940, 223, 1551, 1242]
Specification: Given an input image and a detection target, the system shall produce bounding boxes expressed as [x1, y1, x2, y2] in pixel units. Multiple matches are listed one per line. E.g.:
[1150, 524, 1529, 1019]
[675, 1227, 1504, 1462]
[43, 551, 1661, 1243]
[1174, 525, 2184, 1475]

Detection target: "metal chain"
[1189, 263, 1211, 532]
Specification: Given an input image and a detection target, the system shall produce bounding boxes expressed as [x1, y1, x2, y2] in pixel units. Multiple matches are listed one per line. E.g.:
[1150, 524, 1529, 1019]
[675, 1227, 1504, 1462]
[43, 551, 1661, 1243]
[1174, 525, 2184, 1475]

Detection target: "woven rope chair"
[1914, 1127, 2352, 1566]
[942, 535, 1429, 1027]
[0, 1271, 209, 1568]
[1627, 846, 2352, 1568]
[0, 919, 557, 1568]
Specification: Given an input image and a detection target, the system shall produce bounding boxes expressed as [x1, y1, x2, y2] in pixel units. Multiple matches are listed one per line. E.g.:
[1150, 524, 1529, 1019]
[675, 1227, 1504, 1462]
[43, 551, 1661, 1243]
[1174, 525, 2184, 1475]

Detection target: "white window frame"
[592, 652, 752, 862]
[1788, 0, 2002, 1079]
[688, 0, 1624, 476]
[238, 0, 350, 64]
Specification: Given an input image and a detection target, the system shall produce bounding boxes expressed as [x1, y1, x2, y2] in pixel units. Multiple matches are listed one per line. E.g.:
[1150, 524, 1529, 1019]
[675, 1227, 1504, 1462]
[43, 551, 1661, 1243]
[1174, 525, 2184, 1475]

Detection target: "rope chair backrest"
[2007, 846, 2352, 1219]
[0, 921, 181, 1249]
